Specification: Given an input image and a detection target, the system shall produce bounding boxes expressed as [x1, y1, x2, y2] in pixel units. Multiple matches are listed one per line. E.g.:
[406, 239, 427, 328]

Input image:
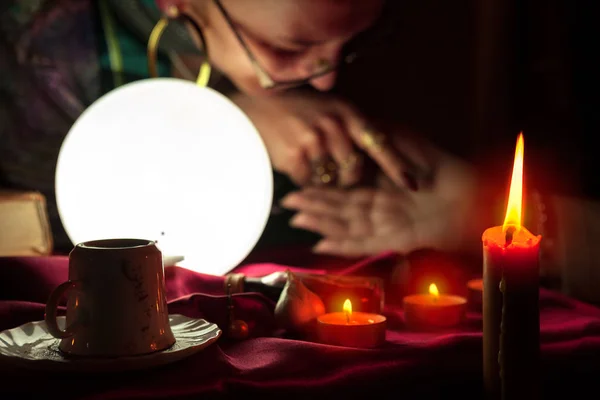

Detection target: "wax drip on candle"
[499, 225, 512, 398]
[499, 275, 507, 395]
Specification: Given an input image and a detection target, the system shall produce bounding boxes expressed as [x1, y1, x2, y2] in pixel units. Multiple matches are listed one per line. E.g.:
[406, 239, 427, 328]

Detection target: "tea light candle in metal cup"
[317, 299, 386, 348]
[403, 283, 467, 330]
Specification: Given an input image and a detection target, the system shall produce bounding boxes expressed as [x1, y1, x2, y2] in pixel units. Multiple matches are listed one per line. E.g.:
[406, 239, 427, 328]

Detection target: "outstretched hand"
[281, 142, 489, 257]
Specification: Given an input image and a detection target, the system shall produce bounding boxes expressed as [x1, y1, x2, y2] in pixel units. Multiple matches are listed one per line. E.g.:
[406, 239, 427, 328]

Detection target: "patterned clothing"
[0, 0, 316, 252]
[0, 0, 177, 250]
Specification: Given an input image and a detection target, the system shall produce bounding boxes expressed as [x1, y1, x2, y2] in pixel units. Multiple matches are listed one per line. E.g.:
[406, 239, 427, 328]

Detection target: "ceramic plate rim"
[0, 314, 221, 373]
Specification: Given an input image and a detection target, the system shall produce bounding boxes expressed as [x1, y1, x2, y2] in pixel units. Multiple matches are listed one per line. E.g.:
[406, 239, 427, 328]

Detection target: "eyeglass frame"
[213, 0, 358, 90]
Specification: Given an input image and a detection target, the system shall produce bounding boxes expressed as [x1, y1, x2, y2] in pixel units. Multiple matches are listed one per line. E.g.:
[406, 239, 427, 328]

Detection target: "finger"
[312, 238, 372, 257]
[389, 134, 436, 187]
[300, 186, 375, 206]
[361, 129, 415, 190]
[280, 191, 340, 216]
[300, 186, 347, 203]
[285, 154, 312, 187]
[284, 187, 376, 211]
[316, 114, 361, 187]
[391, 136, 430, 174]
[290, 213, 348, 238]
[298, 127, 335, 186]
[335, 106, 401, 183]
[282, 193, 374, 236]
[375, 173, 397, 191]
[281, 189, 378, 235]
[282, 126, 322, 186]
[346, 120, 417, 190]
[298, 126, 325, 162]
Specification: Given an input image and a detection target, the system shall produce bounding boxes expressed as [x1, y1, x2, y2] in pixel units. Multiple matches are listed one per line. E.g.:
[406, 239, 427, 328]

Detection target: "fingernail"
[402, 171, 419, 191]
[290, 214, 305, 227]
[280, 194, 297, 208]
[312, 241, 329, 253]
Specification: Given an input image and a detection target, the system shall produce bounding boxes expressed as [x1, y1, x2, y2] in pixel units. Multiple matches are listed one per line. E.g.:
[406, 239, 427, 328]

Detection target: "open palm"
[281, 141, 488, 257]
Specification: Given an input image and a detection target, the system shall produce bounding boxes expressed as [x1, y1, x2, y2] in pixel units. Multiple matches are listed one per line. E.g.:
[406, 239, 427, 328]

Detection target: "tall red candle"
[482, 133, 541, 400]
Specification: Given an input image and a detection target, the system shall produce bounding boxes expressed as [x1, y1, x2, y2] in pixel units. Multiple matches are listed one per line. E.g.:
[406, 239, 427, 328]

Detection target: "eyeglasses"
[213, 0, 356, 90]
[148, 1, 394, 90]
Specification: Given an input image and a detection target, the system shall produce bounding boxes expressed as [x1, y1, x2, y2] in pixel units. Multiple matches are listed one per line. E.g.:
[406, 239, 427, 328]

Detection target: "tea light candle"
[317, 299, 386, 348]
[403, 283, 467, 330]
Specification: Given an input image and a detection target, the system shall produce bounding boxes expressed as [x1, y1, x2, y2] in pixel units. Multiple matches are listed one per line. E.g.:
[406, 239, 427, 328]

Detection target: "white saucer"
[0, 314, 221, 373]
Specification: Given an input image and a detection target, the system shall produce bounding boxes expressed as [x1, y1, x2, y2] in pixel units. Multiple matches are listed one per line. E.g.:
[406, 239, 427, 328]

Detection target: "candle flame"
[343, 299, 352, 324]
[344, 299, 352, 315]
[343, 299, 352, 315]
[502, 133, 525, 232]
[429, 283, 439, 298]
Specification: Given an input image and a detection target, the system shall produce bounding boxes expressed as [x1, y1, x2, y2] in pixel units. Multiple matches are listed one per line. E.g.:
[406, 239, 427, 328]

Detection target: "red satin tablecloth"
[1, 251, 600, 399]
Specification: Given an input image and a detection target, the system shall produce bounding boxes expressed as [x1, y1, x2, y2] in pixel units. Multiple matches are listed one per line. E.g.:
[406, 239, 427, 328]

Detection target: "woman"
[2, 1, 598, 305]
[153, 0, 417, 189]
[0, 0, 416, 251]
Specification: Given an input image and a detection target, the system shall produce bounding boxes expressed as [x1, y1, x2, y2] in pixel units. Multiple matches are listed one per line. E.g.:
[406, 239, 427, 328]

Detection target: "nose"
[305, 44, 342, 91]
[309, 72, 337, 91]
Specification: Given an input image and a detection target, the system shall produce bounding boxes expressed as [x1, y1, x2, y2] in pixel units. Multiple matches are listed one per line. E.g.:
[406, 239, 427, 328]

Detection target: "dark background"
[259, 0, 600, 250]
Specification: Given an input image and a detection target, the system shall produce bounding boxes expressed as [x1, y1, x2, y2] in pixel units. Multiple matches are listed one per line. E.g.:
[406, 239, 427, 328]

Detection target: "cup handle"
[44, 280, 82, 339]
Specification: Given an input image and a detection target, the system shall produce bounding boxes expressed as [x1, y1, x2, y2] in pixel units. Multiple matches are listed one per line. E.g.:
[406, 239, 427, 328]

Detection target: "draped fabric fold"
[1, 253, 599, 399]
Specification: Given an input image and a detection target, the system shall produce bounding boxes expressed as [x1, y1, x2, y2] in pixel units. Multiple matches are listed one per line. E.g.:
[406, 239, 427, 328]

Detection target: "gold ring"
[360, 129, 386, 152]
[311, 158, 337, 186]
[339, 153, 362, 170]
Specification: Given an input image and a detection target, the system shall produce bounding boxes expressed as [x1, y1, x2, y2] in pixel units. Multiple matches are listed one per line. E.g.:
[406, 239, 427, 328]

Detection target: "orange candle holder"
[317, 299, 386, 348]
[403, 283, 467, 330]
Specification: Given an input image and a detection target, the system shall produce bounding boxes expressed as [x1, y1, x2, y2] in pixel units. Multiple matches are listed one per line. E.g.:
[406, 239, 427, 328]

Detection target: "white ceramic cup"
[45, 238, 176, 357]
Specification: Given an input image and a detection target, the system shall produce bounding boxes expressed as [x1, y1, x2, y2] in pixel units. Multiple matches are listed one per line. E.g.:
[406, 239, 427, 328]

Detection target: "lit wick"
[505, 226, 516, 247]
[429, 283, 440, 303]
